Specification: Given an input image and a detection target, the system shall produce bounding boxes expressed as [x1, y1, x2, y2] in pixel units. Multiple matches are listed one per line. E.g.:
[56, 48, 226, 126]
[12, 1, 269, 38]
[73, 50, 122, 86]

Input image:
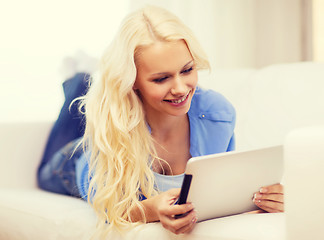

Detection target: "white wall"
[313, 0, 324, 62]
[0, 0, 129, 122]
[130, 0, 306, 69]
[1, 0, 320, 122]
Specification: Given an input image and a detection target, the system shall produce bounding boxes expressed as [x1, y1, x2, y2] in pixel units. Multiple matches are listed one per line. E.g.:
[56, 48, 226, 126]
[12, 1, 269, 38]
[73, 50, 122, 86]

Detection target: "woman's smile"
[163, 90, 191, 107]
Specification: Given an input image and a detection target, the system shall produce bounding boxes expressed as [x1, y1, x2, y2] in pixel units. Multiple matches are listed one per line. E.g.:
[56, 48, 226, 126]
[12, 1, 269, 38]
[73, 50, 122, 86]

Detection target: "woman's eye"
[153, 76, 168, 83]
[181, 66, 193, 74]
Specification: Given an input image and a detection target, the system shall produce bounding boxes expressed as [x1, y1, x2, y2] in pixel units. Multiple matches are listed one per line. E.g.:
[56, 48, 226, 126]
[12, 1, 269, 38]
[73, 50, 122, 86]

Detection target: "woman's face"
[134, 40, 198, 118]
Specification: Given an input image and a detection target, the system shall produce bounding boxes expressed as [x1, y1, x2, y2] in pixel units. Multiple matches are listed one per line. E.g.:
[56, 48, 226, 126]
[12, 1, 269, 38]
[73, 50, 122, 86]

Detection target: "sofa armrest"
[285, 125, 324, 240]
[0, 121, 53, 188]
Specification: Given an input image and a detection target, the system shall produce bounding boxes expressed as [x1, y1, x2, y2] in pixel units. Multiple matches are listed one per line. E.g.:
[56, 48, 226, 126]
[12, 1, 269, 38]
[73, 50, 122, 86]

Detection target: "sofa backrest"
[1, 62, 323, 188]
[199, 62, 324, 151]
[0, 122, 52, 188]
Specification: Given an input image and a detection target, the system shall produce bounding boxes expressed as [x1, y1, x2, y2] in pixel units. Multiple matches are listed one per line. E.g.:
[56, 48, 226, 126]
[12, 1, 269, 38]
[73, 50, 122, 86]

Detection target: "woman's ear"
[132, 83, 140, 95]
[133, 88, 141, 97]
[133, 81, 138, 90]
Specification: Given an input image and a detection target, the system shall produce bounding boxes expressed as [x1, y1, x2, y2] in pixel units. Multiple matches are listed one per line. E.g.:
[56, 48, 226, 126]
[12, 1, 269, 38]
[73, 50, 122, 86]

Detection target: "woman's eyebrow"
[182, 60, 194, 69]
[150, 60, 194, 76]
[151, 72, 169, 76]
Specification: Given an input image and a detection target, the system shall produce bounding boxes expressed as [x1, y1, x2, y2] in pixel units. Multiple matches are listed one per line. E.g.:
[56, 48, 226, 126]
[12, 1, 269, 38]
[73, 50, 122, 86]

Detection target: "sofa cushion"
[199, 62, 324, 150]
[0, 189, 285, 240]
[241, 62, 324, 150]
[0, 189, 96, 240]
[0, 122, 52, 189]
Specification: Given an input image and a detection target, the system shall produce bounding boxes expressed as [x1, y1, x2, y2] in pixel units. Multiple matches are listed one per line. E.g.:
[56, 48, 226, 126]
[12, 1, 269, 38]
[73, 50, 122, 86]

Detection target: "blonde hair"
[81, 5, 210, 238]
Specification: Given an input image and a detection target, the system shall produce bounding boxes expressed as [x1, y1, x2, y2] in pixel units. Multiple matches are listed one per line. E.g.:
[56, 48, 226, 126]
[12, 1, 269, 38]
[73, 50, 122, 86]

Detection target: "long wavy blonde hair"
[81, 5, 210, 238]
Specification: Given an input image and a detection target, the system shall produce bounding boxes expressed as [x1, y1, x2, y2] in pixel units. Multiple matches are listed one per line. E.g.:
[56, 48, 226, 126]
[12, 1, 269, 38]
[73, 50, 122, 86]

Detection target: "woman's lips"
[163, 91, 191, 105]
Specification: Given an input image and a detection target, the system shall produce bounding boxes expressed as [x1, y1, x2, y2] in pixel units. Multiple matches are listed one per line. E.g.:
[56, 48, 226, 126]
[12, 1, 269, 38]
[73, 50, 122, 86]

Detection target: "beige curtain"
[130, 0, 312, 69]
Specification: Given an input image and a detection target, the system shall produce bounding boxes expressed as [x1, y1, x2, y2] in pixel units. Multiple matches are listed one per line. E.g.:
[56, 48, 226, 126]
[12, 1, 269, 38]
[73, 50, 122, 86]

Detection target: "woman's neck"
[148, 113, 191, 175]
[147, 113, 189, 142]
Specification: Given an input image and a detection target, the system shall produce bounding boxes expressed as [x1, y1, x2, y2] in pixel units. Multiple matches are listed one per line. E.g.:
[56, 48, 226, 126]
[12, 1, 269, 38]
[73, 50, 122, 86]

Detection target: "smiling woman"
[38, 5, 216, 237]
[134, 40, 198, 177]
[36, 5, 283, 239]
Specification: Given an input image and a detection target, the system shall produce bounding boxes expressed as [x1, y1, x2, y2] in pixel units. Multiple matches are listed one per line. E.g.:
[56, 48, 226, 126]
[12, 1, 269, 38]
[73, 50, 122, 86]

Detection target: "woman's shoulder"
[190, 87, 235, 121]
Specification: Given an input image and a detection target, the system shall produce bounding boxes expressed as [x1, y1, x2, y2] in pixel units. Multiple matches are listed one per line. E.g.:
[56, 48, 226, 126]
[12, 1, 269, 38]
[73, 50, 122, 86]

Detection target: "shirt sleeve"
[189, 87, 236, 157]
[226, 134, 236, 152]
[75, 152, 90, 201]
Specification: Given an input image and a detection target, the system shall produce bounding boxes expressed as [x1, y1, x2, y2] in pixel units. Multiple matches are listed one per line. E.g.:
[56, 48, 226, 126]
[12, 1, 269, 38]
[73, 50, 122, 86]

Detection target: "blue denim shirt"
[76, 87, 236, 200]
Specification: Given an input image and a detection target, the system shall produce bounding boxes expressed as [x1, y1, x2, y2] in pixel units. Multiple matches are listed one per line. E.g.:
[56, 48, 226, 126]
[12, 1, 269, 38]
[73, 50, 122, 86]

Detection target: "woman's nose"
[170, 76, 187, 96]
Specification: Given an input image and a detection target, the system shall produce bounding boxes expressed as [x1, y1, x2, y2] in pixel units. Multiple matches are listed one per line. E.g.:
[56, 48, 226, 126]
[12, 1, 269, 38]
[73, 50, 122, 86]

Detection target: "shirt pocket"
[198, 111, 233, 122]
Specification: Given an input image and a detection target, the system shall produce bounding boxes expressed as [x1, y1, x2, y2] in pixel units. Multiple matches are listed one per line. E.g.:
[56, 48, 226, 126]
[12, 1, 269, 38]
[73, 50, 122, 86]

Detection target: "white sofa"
[1, 62, 324, 240]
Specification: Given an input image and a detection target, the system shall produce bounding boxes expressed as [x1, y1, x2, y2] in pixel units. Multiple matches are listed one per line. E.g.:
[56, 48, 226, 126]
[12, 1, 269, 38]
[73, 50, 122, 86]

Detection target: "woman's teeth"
[172, 95, 187, 103]
[166, 92, 189, 104]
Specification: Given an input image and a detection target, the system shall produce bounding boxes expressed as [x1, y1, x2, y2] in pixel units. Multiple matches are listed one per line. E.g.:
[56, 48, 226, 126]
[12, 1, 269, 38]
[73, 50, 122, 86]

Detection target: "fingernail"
[192, 215, 198, 223]
[191, 211, 197, 218]
[254, 193, 261, 200]
[260, 188, 267, 193]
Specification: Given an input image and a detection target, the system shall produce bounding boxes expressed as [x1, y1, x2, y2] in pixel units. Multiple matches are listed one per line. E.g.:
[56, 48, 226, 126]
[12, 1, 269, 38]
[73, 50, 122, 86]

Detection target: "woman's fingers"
[253, 192, 284, 203]
[260, 183, 284, 194]
[163, 188, 181, 205]
[253, 183, 284, 213]
[160, 210, 198, 234]
[159, 203, 196, 234]
[155, 188, 198, 234]
[161, 202, 194, 216]
[244, 209, 266, 214]
[174, 213, 197, 234]
[254, 199, 284, 213]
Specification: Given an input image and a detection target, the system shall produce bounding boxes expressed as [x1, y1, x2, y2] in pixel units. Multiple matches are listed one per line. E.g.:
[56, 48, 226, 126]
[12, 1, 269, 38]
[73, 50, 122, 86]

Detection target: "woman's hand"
[252, 183, 284, 213]
[150, 188, 197, 235]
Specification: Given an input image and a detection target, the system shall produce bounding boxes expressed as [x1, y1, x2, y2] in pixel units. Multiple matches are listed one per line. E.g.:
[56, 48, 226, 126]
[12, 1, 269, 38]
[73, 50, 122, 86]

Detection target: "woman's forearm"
[130, 197, 159, 223]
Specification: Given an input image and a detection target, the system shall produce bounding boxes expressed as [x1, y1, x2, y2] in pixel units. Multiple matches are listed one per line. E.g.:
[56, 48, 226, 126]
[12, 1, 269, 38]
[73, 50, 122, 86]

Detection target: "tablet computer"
[177, 145, 283, 221]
